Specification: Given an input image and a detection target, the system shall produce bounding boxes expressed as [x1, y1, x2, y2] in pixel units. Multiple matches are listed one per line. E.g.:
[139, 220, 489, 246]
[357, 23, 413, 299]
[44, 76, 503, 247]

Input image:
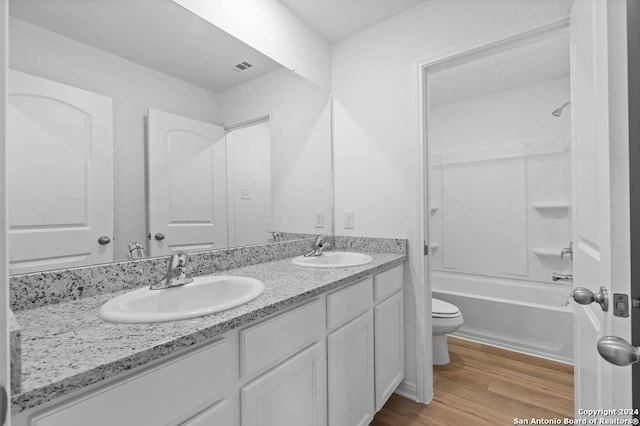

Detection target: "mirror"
[7, 0, 332, 274]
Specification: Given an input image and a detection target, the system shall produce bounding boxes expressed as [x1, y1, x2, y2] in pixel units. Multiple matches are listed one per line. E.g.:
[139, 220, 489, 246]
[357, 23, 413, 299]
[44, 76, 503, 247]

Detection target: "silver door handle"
[567, 286, 609, 311]
[98, 236, 111, 245]
[597, 336, 640, 366]
[154, 233, 165, 241]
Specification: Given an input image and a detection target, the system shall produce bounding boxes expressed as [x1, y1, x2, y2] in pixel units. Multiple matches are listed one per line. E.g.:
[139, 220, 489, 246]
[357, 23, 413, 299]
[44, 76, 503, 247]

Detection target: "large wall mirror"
[7, 0, 333, 274]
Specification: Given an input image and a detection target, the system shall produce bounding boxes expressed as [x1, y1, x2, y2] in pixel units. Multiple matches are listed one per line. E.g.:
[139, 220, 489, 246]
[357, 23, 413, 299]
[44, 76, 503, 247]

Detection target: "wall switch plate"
[344, 211, 354, 229]
[314, 211, 324, 228]
[240, 188, 250, 200]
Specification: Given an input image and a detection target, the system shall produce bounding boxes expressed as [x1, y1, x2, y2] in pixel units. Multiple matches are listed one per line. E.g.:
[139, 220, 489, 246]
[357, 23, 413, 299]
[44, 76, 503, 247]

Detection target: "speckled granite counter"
[11, 251, 405, 414]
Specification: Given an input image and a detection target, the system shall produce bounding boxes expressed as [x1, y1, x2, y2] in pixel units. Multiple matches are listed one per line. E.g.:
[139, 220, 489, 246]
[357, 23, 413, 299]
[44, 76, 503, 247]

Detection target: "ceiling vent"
[231, 60, 254, 72]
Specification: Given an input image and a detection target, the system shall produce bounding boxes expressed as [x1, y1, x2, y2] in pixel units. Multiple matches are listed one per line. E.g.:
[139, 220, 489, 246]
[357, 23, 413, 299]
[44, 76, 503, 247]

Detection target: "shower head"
[552, 102, 571, 117]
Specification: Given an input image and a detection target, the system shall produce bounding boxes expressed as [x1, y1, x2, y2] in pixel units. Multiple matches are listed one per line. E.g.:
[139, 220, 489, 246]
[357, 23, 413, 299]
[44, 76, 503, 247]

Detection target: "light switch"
[240, 189, 250, 200]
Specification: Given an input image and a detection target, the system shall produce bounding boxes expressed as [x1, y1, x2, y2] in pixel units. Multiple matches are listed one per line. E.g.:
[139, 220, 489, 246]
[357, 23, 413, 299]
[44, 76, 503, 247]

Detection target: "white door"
[226, 121, 273, 247]
[570, 0, 631, 415]
[8, 71, 113, 274]
[1, 1, 10, 424]
[147, 109, 228, 256]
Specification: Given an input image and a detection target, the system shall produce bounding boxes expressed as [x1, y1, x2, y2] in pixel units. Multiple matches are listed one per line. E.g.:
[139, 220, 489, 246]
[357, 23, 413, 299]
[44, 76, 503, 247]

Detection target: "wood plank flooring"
[371, 336, 574, 426]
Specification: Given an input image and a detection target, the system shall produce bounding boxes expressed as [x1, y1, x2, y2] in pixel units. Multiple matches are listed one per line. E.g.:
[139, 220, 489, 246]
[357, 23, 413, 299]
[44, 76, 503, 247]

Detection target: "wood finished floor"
[371, 336, 574, 426]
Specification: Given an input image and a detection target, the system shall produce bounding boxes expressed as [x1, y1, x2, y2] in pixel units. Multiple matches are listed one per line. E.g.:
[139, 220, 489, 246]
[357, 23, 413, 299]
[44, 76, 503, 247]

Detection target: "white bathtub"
[432, 271, 574, 363]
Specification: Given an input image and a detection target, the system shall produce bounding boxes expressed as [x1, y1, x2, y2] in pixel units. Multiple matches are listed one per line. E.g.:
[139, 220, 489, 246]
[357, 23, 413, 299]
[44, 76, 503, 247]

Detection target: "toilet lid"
[432, 298, 460, 318]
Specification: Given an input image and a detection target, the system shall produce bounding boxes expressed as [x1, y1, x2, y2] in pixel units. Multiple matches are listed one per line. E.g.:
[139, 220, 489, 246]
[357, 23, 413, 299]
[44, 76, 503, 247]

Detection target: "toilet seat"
[432, 298, 460, 318]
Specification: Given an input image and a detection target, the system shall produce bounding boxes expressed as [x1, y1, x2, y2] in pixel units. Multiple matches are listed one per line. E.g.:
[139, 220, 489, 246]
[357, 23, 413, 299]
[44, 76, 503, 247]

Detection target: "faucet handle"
[171, 251, 188, 267]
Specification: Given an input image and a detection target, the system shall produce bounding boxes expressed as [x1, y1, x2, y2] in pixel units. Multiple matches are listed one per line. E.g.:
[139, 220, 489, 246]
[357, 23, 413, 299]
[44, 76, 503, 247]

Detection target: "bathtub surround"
[433, 272, 573, 362]
[8, 236, 406, 414]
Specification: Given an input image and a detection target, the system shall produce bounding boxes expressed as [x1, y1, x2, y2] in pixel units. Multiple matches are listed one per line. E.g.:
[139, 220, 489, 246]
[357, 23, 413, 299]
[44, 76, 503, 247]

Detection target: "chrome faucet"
[304, 235, 327, 257]
[560, 241, 573, 261]
[151, 252, 193, 290]
[128, 241, 145, 260]
[268, 231, 283, 242]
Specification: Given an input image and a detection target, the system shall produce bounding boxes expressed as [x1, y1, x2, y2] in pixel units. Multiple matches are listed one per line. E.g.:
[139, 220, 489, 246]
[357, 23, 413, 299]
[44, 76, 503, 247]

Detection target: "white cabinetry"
[326, 264, 404, 425]
[327, 311, 375, 426]
[17, 264, 404, 426]
[374, 291, 404, 410]
[30, 339, 232, 426]
[241, 342, 326, 426]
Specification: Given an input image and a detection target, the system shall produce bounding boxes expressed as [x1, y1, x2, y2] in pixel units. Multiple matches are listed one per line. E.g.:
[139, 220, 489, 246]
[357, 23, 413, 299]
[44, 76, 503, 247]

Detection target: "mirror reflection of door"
[147, 108, 228, 257]
[8, 70, 114, 274]
[225, 119, 273, 247]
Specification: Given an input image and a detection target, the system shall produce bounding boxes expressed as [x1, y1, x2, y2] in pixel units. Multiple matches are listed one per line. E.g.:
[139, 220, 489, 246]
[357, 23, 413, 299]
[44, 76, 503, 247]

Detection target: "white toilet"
[432, 298, 464, 365]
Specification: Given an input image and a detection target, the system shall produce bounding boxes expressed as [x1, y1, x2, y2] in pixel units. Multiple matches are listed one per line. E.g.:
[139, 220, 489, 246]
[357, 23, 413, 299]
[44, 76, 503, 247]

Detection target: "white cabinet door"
[8, 70, 114, 274]
[327, 311, 374, 426]
[374, 291, 404, 411]
[241, 342, 326, 426]
[147, 109, 228, 256]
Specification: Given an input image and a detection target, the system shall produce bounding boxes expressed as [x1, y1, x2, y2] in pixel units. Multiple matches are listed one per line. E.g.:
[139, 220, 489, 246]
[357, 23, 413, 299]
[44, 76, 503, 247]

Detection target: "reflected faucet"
[128, 241, 146, 260]
[151, 252, 194, 290]
[304, 235, 327, 257]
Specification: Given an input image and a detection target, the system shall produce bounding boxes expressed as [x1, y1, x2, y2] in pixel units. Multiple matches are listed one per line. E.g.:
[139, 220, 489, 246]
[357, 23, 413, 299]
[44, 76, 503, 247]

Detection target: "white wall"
[174, 0, 331, 90]
[217, 67, 332, 236]
[430, 77, 572, 284]
[9, 18, 219, 260]
[227, 121, 273, 246]
[331, 0, 572, 400]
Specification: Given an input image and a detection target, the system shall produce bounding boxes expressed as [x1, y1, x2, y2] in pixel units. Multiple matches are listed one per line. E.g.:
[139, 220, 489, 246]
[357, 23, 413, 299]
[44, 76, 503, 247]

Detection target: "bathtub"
[432, 271, 574, 363]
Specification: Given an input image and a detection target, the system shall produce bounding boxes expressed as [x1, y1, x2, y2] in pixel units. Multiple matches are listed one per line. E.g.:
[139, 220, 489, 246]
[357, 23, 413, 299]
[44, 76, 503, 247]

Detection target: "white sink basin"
[99, 275, 264, 324]
[292, 251, 373, 268]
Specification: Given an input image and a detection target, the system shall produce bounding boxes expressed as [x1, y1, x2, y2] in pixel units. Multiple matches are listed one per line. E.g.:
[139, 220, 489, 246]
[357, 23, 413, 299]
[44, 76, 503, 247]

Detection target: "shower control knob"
[569, 286, 609, 312]
[154, 233, 165, 241]
[597, 336, 640, 366]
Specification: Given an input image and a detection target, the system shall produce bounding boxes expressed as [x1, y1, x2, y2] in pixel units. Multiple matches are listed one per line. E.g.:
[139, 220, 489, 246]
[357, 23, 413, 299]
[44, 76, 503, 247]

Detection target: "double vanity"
[9, 236, 406, 426]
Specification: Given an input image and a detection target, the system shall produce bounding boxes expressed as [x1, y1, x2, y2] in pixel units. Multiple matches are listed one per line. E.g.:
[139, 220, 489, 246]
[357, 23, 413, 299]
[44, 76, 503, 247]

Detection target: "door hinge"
[424, 242, 429, 256]
[0, 386, 7, 426]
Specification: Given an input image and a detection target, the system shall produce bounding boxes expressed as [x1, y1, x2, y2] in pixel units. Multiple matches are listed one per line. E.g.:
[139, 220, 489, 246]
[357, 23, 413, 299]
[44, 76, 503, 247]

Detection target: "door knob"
[154, 233, 165, 241]
[597, 336, 640, 366]
[568, 286, 609, 311]
[98, 236, 111, 245]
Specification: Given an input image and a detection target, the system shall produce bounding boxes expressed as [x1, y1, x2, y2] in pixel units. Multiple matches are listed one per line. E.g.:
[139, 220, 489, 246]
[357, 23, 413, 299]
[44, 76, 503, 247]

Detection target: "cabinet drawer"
[32, 339, 230, 426]
[374, 265, 403, 302]
[327, 277, 373, 330]
[241, 299, 324, 379]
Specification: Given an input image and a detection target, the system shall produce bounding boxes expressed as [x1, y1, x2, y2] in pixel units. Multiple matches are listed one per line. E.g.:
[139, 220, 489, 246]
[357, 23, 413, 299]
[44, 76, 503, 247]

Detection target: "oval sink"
[99, 275, 264, 324]
[292, 251, 373, 268]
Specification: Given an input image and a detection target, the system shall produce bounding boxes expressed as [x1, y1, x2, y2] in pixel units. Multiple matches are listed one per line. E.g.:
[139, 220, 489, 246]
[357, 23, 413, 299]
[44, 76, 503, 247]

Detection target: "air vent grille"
[232, 60, 254, 72]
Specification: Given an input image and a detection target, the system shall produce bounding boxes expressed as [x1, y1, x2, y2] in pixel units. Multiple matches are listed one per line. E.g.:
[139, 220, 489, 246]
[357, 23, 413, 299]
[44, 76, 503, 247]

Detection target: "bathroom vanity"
[9, 239, 406, 426]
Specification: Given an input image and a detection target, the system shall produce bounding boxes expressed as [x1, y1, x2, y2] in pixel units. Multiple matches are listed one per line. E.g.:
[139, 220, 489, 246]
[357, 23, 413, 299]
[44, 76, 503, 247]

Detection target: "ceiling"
[9, 0, 282, 93]
[430, 29, 570, 106]
[279, 0, 428, 43]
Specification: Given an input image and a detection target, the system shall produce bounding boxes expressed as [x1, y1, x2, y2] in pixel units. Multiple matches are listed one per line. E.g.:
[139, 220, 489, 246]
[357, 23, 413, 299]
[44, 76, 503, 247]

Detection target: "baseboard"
[394, 380, 417, 401]
[452, 332, 574, 365]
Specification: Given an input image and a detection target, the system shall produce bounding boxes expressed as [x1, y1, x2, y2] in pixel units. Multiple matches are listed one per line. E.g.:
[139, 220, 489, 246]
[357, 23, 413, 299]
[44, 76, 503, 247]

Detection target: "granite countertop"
[12, 252, 405, 414]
